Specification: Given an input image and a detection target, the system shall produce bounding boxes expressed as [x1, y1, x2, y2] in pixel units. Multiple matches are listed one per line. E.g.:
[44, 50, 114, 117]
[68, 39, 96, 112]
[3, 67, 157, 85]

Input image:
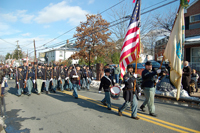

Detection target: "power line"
[34, 0, 178, 53]
[0, 37, 16, 46]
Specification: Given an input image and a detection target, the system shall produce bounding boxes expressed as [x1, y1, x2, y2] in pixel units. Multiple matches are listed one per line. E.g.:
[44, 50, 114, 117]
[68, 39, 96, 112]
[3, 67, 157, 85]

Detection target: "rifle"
[16, 67, 19, 89]
[59, 66, 62, 84]
[24, 66, 29, 88]
[34, 63, 38, 88]
[51, 67, 53, 85]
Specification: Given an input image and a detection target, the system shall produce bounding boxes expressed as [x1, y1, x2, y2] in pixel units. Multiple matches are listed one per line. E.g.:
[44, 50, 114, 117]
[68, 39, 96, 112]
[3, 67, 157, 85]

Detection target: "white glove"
[156, 69, 161, 74]
[92, 77, 94, 80]
[133, 73, 137, 78]
[17, 82, 19, 84]
[24, 80, 26, 82]
[50, 78, 53, 81]
[65, 77, 69, 80]
[99, 91, 101, 93]
[138, 93, 141, 96]
[155, 79, 159, 83]
[58, 77, 61, 80]
[33, 80, 36, 84]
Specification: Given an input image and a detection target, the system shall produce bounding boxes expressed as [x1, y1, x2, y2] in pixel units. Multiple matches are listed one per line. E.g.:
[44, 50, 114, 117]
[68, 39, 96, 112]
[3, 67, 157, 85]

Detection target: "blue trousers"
[115, 74, 119, 83]
[17, 83, 24, 95]
[101, 92, 111, 108]
[72, 84, 78, 98]
[60, 79, 65, 91]
[46, 80, 50, 91]
[66, 79, 72, 90]
[119, 94, 138, 117]
[52, 79, 58, 91]
[82, 78, 86, 88]
[27, 79, 33, 95]
[86, 78, 91, 90]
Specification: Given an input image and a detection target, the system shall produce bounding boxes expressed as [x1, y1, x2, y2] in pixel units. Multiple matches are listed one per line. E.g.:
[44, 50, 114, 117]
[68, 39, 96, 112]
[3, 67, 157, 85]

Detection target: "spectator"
[114, 65, 120, 84]
[191, 69, 199, 92]
[182, 61, 191, 96]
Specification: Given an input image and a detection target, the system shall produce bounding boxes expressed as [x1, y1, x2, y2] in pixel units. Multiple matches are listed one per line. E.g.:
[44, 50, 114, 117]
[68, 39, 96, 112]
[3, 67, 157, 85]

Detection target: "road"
[3, 80, 200, 133]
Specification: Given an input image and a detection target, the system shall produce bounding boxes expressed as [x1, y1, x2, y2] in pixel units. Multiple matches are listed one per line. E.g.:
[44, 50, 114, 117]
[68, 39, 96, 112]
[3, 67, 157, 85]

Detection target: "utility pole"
[34, 40, 36, 62]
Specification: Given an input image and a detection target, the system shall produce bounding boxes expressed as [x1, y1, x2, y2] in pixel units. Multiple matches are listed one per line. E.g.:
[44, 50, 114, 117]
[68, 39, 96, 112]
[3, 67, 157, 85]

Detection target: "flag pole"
[133, 47, 138, 92]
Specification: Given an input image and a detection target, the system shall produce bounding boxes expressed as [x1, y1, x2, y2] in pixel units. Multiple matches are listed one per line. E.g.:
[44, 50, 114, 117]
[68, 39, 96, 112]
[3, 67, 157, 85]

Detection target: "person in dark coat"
[140, 61, 161, 117]
[52, 65, 59, 93]
[182, 61, 191, 95]
[99, 69, 115, 110]
[16, 66, 25, 97]
[118, 64, 140, 120]
[70, 65, 82, 99]
[25, 64, 35, 96]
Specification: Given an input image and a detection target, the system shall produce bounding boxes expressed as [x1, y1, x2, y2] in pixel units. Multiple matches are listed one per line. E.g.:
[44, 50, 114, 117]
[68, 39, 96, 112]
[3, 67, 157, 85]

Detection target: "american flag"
[119, 0, 141, 79]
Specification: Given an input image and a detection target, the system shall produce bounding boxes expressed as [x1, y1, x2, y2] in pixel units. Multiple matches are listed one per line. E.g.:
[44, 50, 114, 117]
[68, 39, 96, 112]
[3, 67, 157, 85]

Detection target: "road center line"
[61, 90, 200, 133]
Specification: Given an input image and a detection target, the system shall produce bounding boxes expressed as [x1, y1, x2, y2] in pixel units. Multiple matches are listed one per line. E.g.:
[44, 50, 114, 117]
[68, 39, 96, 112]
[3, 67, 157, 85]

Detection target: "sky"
[0, 0, 190, 57]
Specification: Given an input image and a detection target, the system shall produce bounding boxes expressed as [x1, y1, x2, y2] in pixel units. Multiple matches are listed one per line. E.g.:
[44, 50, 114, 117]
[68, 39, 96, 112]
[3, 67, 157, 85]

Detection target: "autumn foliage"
[71, 14, 115, 64]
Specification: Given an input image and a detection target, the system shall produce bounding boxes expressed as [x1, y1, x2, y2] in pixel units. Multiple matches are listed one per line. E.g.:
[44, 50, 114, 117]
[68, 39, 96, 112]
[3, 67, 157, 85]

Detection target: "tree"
[5, 53, 11, 60]
[111, 52, 120, 64]
[71, 14, 115, 64]
[12, 45, 23, 60]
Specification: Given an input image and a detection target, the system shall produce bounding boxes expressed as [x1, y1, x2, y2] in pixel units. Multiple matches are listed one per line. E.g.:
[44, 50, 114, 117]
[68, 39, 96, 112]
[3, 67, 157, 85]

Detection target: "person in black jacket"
[140, 61, 161, 117]
[118, 64, 140, 120]
[52, 65, 59, 93]
[59, 64, 66, 92]
[16, 66, 25, 97]
[99, 68, 114, 110]
[25, 64, 35, 96]
[45, 65, 51, 94]
[182, 61, 191, 95]
[70, 65, 82, 99]
[36, 64, 45, 95]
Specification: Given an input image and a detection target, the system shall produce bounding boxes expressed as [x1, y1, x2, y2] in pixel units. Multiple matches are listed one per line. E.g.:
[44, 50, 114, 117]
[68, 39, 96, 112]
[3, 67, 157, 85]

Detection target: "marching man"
[118, 64, 140, 120]
[99, 68, 115, 110]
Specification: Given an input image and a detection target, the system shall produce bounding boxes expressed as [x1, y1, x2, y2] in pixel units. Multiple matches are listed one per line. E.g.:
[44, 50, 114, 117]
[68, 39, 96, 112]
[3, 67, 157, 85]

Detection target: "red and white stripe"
[119, 21, 140, 79]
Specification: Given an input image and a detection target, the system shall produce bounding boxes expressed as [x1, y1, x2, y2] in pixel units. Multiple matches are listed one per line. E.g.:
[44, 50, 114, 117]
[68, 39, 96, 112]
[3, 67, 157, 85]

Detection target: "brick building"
[155, 0, 200, 72]
[184, 0, 200, 73]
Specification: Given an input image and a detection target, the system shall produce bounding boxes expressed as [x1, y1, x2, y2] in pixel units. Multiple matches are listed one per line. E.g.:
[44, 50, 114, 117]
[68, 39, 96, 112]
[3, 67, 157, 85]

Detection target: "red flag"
[187, 0, 190, 3]
[133, 0, 136, 3]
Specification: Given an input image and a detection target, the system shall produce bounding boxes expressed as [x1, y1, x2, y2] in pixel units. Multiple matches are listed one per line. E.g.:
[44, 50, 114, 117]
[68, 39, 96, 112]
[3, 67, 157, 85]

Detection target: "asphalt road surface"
[3, 80, 200, 133]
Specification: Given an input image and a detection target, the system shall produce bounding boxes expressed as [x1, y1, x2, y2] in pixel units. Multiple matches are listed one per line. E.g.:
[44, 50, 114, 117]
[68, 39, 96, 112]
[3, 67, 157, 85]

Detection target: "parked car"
[132, 63, 145, 77]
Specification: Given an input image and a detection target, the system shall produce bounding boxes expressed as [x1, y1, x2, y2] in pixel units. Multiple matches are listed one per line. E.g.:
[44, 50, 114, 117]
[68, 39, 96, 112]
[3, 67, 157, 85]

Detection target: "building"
[155, 0, 200, 71]
[154, 36, 169, 61]
[184, 0, 200, 72]
[44, 43, 80, 64]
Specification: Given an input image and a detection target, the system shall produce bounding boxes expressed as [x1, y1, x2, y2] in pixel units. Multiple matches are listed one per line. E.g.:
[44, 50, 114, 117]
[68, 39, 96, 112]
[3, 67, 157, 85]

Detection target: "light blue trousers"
[119, 94, 138, 117]
[142, 87, 155, 114]
[27, 79, 33, 94]
[72, 84, 78, 98]
[101, 92, 111, 108]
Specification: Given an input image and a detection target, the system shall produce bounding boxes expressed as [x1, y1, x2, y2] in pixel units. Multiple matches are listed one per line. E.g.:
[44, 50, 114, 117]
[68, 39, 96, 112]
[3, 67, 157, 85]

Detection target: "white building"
[44, 44, 80, 64]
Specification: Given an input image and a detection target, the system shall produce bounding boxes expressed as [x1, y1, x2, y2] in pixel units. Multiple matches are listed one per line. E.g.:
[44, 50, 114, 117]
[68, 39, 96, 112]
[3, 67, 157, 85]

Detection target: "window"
[59, 51, 63, 57]
[190, 14, 200, 23]
[191, 47, 200, 62]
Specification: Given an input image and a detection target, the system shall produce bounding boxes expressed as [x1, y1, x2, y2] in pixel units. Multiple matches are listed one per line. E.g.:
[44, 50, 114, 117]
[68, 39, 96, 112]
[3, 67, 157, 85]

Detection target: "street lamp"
[88, 46, 91, 69]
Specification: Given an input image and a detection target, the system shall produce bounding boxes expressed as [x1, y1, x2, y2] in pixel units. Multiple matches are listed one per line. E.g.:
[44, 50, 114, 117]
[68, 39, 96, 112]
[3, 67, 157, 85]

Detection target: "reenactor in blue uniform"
[36, 64, 45, 95]
[52, 65, 59, 93]
[25, 64, 35, 96]
[66, 66, 73, 91]
[41, 64, 46, 92]
[45, 65, 51, 94]
[5, 66, 10, 79]
[16, 66, 25, 97]
[118, 64, 140, 120]
[99, 68, 115, 110]
[140, 61, 161, 117]
[59, 64, 66, 92]
[85, 66, 92, 91]
[22, 61, 27, 74]
[70, 65, 82, 99]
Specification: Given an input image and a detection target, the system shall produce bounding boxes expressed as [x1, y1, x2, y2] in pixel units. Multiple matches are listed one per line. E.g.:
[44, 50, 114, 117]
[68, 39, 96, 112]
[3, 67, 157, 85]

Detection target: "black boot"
[140, 105, 145, 112]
